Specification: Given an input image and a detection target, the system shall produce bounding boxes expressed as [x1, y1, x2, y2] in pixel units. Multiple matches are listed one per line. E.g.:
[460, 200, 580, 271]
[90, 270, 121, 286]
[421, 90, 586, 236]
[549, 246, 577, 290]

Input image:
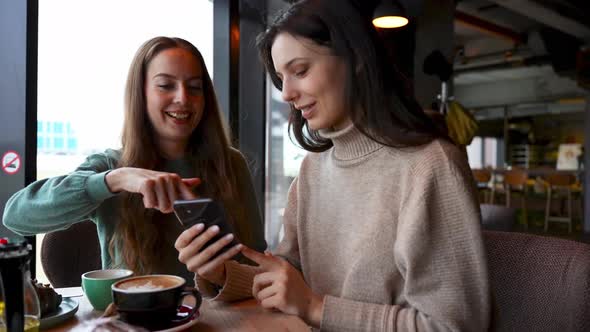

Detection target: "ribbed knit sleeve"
[195, 261, 259, 302]
[320, 146, 490, 331]
[3, 150, 120, 236]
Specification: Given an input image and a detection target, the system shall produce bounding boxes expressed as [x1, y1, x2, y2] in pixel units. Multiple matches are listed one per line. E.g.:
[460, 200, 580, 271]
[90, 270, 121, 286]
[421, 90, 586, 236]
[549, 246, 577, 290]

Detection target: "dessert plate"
[40, 297, 79, 329]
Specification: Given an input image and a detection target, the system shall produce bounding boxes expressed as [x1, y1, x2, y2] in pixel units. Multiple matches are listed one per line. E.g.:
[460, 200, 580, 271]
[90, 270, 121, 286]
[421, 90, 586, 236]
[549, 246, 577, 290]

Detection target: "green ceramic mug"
[81, 269, 133, 310]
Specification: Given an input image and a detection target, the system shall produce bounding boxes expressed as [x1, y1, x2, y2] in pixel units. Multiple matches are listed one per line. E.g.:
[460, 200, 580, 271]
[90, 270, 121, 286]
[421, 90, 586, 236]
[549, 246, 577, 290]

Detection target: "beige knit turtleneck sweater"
[197, 124, 491, 332]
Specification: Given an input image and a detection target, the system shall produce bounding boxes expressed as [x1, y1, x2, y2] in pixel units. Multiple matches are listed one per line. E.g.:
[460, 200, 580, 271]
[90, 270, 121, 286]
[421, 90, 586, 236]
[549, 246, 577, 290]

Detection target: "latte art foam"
[115, 275, 182, 292]
[122, 280, 165, 292]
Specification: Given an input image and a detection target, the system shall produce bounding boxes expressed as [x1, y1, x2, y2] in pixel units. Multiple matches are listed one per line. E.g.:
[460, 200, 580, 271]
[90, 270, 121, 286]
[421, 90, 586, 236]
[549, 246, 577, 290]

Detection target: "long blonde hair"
[109, 36, 246, 274]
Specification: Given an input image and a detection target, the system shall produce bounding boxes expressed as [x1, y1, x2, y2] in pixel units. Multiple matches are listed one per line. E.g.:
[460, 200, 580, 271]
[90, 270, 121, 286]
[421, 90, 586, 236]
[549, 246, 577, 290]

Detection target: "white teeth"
[301, 104, 314, 112]
[165, 112, 190, 120]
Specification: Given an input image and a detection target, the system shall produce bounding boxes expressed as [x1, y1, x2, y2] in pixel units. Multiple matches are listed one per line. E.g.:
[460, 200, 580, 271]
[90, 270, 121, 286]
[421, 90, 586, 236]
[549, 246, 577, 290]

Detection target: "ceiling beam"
[489, 0, 590, 41]
[455, 10, 525, 44]
[454, 72, 586, 109]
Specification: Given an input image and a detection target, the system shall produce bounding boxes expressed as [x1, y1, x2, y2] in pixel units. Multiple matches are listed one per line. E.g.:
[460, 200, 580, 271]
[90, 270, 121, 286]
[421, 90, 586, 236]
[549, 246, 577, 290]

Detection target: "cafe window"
[483, 137, 498, 168]
[467, 136, 502, 169]
[265, 83, 307, 249]
[53, 123, 63, 134]
[36, 0, 213, 283]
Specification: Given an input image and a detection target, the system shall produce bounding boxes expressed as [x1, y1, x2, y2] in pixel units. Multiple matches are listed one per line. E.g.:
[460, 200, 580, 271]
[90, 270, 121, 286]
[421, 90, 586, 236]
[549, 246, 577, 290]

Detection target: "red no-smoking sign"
[2, 151, 21, 175]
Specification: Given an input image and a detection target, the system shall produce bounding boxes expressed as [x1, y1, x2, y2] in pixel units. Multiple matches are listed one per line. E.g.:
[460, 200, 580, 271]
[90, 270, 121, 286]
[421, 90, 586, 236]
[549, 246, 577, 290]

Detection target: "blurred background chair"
[472, 169, 494, 204]
[502, 168, 529, 230]
[480, 204, 516, 231]
[544, 173, 577, 233]
[483, 230, 590, 332]
[41, 220, 101, 287]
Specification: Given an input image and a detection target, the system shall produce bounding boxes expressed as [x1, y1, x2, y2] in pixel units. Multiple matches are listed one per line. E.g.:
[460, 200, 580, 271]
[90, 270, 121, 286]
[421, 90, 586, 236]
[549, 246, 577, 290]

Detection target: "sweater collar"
[319, 124, 383, 160]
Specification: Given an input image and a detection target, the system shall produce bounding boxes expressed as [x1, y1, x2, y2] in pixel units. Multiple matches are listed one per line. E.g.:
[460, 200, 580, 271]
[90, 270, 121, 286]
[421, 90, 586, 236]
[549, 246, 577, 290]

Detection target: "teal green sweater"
[3, 148, 266, 285]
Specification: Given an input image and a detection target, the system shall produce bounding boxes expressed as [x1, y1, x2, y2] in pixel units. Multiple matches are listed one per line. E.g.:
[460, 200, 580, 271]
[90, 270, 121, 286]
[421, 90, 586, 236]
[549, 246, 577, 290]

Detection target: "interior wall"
[584, 98, 590, 239]
[531, 113, 586, 144]
[413, 0, 455, 109]
[476, 119, 505, 138]
[0, 0, 36, 237]
[0, 0, 38, 275]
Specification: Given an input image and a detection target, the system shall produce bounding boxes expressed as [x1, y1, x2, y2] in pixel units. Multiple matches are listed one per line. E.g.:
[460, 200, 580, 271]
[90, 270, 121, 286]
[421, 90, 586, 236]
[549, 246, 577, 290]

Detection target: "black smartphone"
[173, 198, 239, 256]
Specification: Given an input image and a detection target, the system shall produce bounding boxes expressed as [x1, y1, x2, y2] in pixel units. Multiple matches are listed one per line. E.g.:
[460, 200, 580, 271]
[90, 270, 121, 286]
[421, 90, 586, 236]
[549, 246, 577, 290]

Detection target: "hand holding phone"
[173, 198, 239, 257]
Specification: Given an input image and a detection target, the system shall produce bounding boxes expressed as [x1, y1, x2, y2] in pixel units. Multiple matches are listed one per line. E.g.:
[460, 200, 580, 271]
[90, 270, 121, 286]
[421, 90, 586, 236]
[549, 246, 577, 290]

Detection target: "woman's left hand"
[175, 224, 243, 286]
[242, 247, 324, 327]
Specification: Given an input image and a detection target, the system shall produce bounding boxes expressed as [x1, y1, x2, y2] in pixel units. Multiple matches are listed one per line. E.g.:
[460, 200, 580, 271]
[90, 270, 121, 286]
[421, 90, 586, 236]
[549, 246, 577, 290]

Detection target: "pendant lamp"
[372, 0, 409, 29]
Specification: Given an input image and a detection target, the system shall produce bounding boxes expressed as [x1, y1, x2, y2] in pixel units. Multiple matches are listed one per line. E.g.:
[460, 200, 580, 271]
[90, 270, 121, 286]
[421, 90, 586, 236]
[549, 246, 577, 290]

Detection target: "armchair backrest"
[480, 204, 516, 231]
[41, 220, 101, 287]
[483, 230, 590, 332]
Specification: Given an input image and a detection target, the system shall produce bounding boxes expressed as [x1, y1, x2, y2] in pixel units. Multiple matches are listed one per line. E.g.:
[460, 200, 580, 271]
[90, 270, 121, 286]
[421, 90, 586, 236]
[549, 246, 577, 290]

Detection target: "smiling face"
[145, 47, 205, 155]
[271, 32, 352, 131]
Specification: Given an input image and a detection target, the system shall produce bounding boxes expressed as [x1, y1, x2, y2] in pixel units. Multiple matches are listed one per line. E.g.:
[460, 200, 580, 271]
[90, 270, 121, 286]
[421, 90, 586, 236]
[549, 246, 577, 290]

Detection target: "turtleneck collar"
[319, 124, 383, 161]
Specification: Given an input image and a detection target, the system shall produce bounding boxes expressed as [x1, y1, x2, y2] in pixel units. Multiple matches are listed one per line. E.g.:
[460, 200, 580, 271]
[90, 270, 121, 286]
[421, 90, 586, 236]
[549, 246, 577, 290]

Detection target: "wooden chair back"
[545, 173, 576, 188]
[472, 169, 492, 183]
[503, 168, 528, 187]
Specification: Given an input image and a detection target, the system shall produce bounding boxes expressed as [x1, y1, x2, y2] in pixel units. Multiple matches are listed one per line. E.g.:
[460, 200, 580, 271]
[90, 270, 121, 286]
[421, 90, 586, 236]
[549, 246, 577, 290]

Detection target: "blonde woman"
[3, 37, 266, 284]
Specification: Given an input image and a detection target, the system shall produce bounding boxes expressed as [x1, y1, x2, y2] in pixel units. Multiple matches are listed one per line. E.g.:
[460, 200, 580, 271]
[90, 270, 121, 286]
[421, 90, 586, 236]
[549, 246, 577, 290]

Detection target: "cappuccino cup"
[111, 274, 201, 330]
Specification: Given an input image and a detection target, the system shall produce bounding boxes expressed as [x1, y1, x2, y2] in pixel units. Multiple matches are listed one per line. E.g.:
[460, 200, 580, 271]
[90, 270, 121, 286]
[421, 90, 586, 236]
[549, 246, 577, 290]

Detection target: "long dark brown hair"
[257, 0, 445, 152]
[109, 37, 247, 274]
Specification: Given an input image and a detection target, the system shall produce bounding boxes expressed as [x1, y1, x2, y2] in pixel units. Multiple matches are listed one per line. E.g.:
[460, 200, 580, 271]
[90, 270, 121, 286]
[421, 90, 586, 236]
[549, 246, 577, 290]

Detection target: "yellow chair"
[472, 169, 494, 204]
[502, 168, 529, 230]
[544, 173, 576, 233]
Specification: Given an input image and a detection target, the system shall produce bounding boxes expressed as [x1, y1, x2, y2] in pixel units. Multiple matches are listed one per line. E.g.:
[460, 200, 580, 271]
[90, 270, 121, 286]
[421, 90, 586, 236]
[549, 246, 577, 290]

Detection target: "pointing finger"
[182, 177, 202, 187]
[252, 271, 275, 298]
[178, 182, 198, 200]
[241, 246, 279, 271]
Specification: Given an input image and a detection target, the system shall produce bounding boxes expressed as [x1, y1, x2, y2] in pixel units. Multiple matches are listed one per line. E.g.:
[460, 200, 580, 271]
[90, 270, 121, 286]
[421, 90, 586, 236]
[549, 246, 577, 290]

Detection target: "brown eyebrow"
[152, 73, 202, 81]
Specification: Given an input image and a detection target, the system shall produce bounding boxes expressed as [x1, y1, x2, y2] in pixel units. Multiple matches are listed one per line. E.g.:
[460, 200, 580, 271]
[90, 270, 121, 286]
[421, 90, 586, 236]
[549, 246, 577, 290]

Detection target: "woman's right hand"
[105, 167, 200, 214]
[175, 223, 243, 286]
